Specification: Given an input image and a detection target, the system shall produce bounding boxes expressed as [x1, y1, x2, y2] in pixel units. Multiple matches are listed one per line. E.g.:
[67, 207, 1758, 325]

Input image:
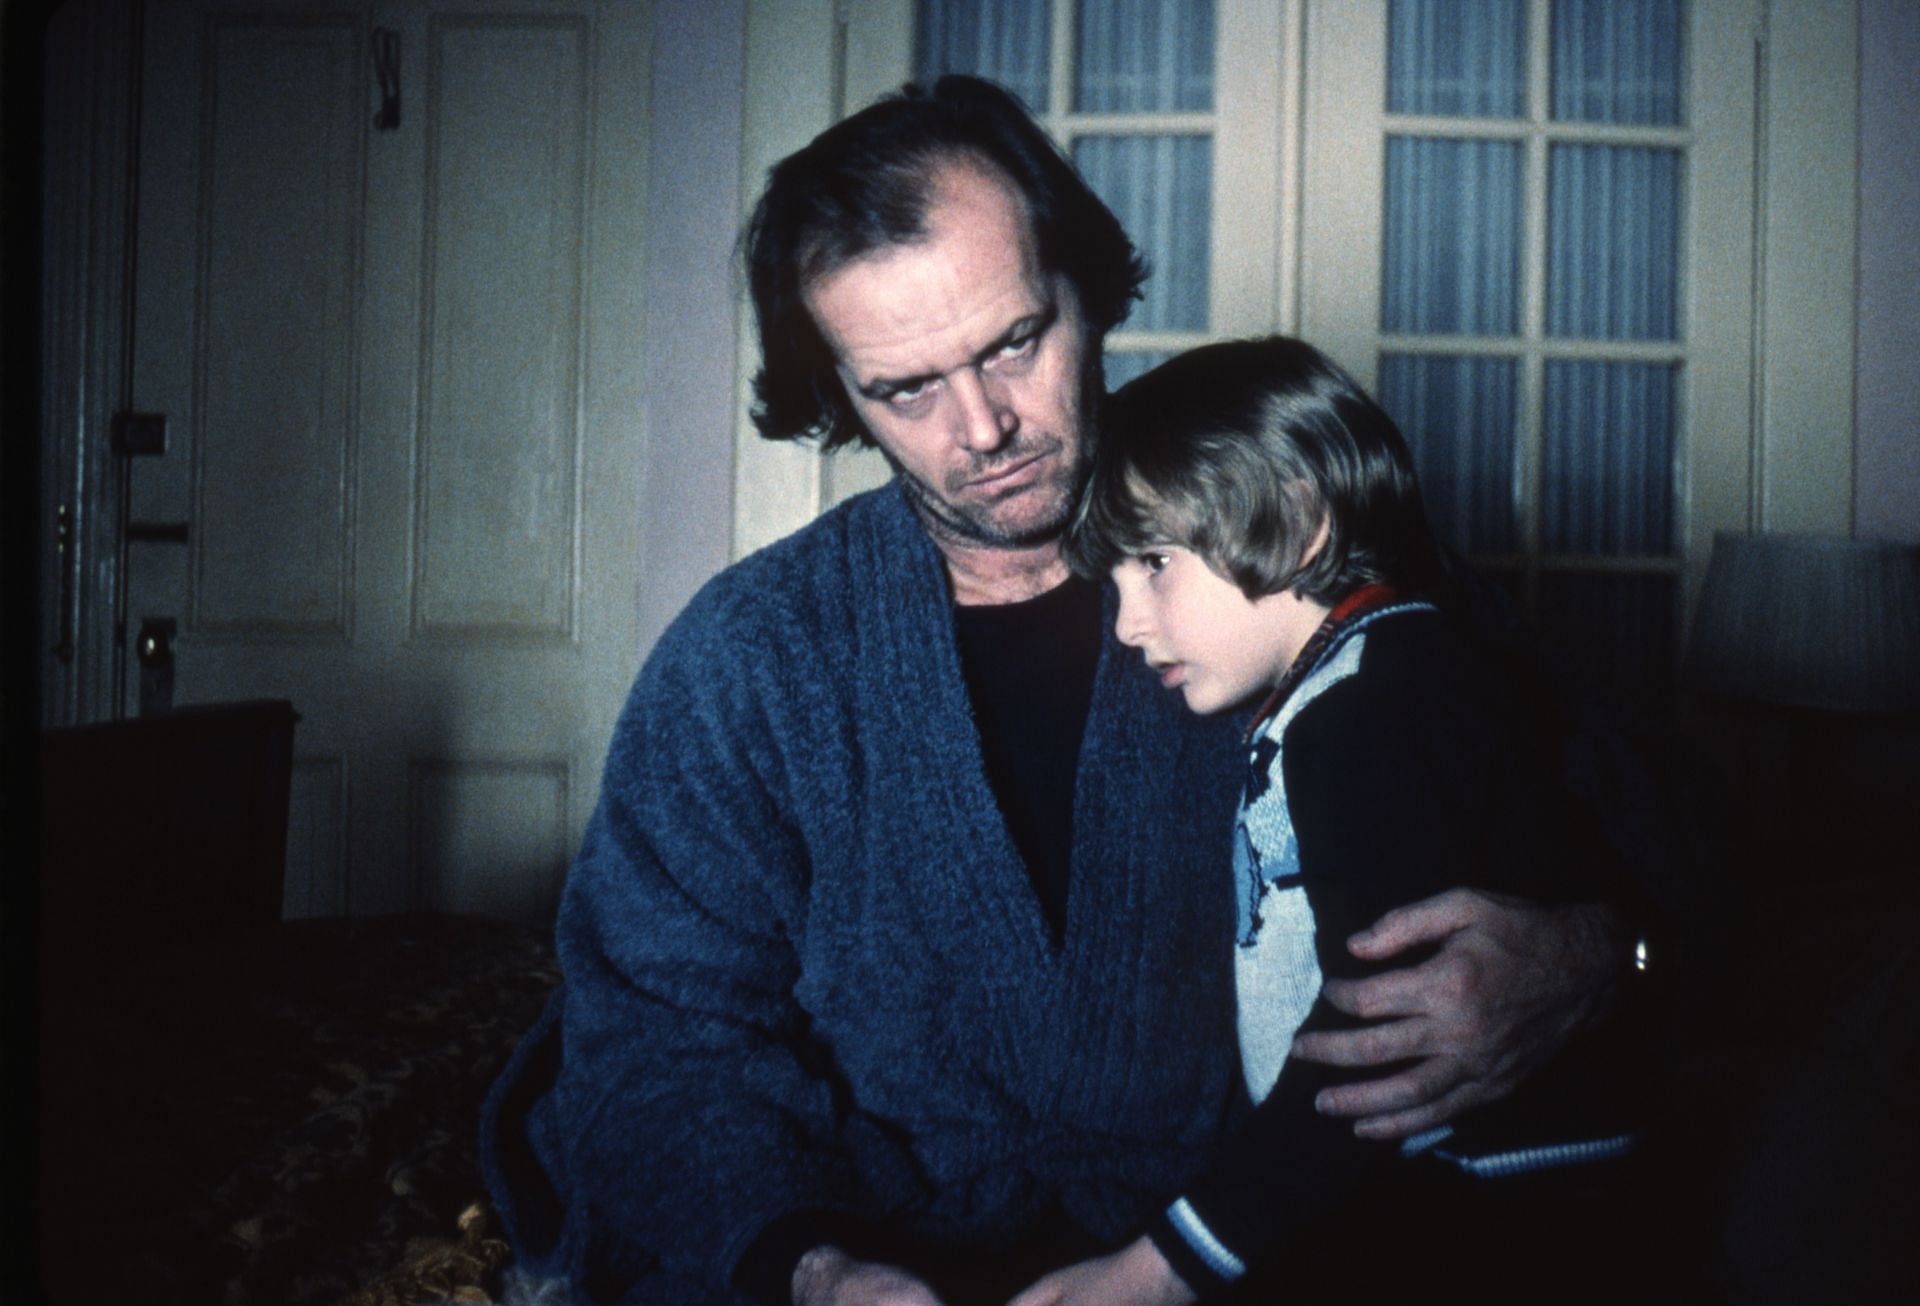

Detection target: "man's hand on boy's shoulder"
[1288, 887, 1625, 1139]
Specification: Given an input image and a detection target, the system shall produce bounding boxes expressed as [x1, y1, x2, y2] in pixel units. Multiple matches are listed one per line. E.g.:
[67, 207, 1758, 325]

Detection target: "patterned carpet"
[38, 913, 558, 1305]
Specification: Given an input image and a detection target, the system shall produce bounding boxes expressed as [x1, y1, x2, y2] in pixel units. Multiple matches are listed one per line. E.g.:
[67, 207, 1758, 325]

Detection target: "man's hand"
[1005, 1236, 1196, 1306]
[791, 1245, 945, 1306]
[1289, 887, 1623, 1140]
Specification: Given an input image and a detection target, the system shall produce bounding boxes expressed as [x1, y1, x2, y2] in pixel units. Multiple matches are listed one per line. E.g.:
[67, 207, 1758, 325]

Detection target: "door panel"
[415, 15, 587, 637]
[193, 19, 362, 638]
[126, 1, 649, 921]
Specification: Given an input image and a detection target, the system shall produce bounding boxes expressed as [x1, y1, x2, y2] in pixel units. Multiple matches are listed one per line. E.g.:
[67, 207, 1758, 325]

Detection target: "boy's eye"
[1140, 551, 1170, 574]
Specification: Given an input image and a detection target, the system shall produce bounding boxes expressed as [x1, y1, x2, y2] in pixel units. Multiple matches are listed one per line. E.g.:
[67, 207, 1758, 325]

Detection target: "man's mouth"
[962, 447, 1051, 494]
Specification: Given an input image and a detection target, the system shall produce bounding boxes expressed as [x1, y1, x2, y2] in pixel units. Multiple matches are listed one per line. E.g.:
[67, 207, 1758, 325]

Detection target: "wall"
[636, 0, 747, 657]
[1855, 0, 1920, 541]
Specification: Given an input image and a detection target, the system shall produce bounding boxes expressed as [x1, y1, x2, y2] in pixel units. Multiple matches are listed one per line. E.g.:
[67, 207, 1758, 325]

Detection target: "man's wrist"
[1562, 900, 1633, 1020]
[1568, 898, 1664, 1029]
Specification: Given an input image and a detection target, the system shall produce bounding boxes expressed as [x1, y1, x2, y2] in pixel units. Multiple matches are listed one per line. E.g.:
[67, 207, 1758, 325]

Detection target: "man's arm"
[1290, 888, 1626, 1139]
[490, 600, 927, 1301]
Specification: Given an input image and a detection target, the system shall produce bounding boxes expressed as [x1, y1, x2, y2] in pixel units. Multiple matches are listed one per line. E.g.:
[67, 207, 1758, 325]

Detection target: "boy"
[1013, 337, 1638, 1305]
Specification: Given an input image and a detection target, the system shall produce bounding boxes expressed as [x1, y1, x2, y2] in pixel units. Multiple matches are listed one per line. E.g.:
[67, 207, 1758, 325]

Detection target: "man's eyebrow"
[852, 298, 1059, 401]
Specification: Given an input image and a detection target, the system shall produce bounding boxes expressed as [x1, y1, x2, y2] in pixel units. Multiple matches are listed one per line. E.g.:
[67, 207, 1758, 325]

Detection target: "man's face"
[803, 160, 1095, 552]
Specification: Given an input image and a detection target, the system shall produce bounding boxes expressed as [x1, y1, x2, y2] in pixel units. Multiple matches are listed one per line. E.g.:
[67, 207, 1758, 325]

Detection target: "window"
[740, 0, 1856, 702]
[911, 0, 1287, 382]
[918, 0, 1249, 386]
[1311, 0, 1702, 696]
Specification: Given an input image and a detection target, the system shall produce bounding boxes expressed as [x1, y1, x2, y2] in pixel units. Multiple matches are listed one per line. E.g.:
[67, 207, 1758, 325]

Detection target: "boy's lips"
[1153, 661, 1186, 689]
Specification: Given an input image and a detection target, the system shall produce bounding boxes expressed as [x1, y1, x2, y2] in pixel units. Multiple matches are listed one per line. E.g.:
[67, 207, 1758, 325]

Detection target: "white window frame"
[736, 0, 1857, 640]
[1300, 0, 1855, 626]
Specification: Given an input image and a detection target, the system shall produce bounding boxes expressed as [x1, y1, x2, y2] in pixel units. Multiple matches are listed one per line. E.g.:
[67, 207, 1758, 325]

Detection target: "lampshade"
[1683, 532, 1920, 713]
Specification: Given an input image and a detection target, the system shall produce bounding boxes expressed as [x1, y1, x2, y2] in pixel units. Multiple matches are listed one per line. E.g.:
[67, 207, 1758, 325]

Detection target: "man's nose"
[950, 369, 1017, 452]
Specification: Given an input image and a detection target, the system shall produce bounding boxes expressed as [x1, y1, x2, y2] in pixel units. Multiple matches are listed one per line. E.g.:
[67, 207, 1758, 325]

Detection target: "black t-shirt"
[951, 575, 1104, 941]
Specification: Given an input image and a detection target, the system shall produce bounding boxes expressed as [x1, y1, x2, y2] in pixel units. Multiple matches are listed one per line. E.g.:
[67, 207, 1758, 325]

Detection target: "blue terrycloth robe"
[481, 483, 1244, 1301]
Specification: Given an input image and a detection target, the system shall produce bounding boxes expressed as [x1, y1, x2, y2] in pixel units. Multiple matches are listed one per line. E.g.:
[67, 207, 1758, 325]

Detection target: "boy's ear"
[1298, 512, 1332, 568]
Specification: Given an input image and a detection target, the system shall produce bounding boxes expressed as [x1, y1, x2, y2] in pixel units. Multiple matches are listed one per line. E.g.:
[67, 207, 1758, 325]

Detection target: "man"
[482, 76, 1629, 1305]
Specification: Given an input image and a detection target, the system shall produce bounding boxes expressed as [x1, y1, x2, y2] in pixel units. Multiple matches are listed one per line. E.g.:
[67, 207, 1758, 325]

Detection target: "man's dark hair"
[1068, 336, 1446, 606]
[745, 75, 1146, 450]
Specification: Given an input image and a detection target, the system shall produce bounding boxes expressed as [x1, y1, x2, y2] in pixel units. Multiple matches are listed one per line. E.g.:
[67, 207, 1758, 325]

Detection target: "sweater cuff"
[1147, 1196, 1244, 1296]
[732, 1211, 881, 1306]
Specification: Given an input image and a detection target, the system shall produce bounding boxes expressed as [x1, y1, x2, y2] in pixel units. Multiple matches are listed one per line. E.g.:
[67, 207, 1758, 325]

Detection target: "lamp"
[1682, 532, 1920, 894]
[1683, 532, 1920, 714]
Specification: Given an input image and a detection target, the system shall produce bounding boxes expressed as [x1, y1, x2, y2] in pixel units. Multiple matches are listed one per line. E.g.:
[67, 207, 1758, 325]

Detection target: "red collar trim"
[1245, 583, 1400, 740]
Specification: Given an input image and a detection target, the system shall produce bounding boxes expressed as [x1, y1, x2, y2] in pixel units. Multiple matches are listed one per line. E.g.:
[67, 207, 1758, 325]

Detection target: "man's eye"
[992, 334, 1038, 365]
[886, 380, 934, 408]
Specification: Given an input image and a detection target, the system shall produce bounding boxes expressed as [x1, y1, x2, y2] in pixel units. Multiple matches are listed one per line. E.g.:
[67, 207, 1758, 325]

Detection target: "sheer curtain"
[914, 0, 1689, 696]
[916, 0, 1213, 388]
[1076, 0, 1214, 112]
[1383, 0, 1686, 696]
[1379, 355, 1520, 554]
[914, 0, 1052, 111]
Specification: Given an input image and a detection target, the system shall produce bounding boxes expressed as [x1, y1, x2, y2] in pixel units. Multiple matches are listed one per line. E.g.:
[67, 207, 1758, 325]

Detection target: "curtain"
[1552, 0, 1686, 125]
[1383, 137, 1524, 335]
[1379, 354, 1520, 555]
[1382, 0, 1686, 695]
[1076, 0, 1214, 112]
[915, 0, 1052, 111]
[1075, 135, 1211, 332]
[1543, 361, 1677, 555]
[919, 0, 1216, 385]
[1548, 144, 1681, 340]
[1388, 0, 1527, 117]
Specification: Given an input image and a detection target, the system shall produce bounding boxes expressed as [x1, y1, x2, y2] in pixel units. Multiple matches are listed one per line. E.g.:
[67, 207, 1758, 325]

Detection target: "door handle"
[136, 616, 177, 716]
[111, 410, 174, 719]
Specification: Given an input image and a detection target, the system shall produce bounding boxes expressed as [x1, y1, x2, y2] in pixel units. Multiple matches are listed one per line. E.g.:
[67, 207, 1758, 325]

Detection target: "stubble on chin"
[904, 444, 1088, 550]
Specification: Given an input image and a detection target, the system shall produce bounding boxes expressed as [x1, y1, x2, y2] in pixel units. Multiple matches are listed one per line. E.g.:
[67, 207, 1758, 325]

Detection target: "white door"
[122, 0, 650, 920]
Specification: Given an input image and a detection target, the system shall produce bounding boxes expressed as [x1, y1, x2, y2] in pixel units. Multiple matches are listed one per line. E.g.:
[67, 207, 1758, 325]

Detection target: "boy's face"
[1111, 546, 1331, 715]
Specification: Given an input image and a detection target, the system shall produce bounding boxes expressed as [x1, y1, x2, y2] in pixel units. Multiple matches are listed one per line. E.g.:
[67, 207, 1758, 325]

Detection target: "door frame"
[39, 0, 145, 728]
